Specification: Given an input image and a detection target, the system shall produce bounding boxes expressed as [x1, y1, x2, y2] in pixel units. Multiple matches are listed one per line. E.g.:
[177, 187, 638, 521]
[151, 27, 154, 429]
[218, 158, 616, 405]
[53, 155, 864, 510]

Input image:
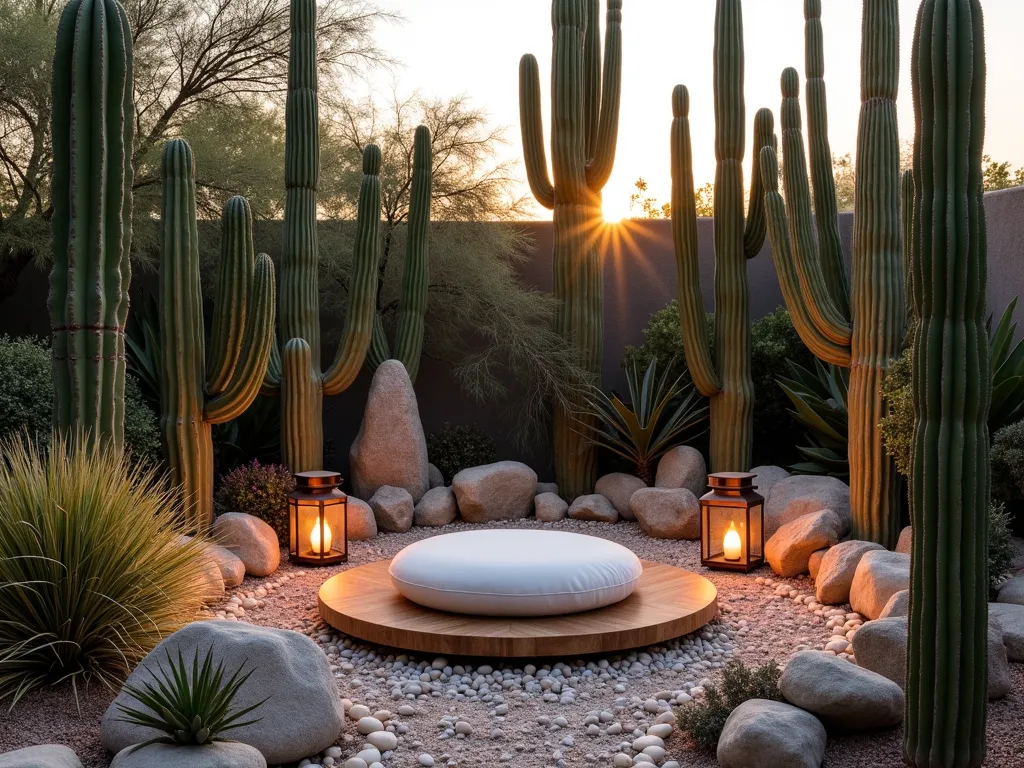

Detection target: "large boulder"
[749, 465, 790, 501]
[594, 473, 646, 520]
[0, 746, 82, 768]
[211, 512, 280, 577]
[347, 497, 378, 540]
[878, 589, 909, 619]
[101, 622, 344, 765]
[815, 540, 886, 605]
[996, 573, 1024, 605]
[369, 485, 414, 533]
[414, 486, 458, 527]
[780, 650, 903, 731]
[989, 602, 1024, 661]
[654, 446, 707, 498]
[452, 461, 537, 523]
[629, 487, 700, 539]
[765, 509, 842, 578]
[568, 494, 619, 523]
[110, 743, 266, 768]
[764, 475, 851, 538]
[716, 699, 826, 768]
[849, 550, 910, 619]
[349, 360, 429, 503]
[535, 492, 568, 522]
[895, 526, 912, 554]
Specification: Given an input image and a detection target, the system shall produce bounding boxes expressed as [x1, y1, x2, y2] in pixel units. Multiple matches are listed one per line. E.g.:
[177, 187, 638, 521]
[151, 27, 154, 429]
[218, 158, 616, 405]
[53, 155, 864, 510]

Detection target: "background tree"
[982, 154, 1024, 191]
[628, 178, 670, 219]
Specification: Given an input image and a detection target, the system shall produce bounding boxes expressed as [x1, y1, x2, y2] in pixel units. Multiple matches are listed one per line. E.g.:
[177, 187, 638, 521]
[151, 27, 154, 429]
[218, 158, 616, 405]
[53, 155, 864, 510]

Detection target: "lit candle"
[310, 519, 333, 555]
[723, 521, 742, 561]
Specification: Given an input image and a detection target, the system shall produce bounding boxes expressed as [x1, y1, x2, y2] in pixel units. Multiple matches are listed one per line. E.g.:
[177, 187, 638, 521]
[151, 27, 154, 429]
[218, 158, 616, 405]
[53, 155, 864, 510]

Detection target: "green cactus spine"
[366, 125, 432, 382]
[904, 0, 989, 764]
[671, 0, 773, 473]
[519, 0, 622, 498]
[158, 140, 276, 529]
[49, 0, 134, 451]
[760, 0, 904, 548]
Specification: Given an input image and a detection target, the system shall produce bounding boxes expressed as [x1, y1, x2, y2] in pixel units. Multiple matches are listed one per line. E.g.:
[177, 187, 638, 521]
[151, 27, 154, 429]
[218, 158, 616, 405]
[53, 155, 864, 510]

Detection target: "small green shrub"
[214, 460, 295, 542]
[0, 335, 161, 462]
[879, 347, 914, 476]
[426, 423, 498, 483]
[677, 659, 783, 752]
[0, 433, 209, 706]
[992, 420, 1024, 504]
[990, 502, 1015, 596]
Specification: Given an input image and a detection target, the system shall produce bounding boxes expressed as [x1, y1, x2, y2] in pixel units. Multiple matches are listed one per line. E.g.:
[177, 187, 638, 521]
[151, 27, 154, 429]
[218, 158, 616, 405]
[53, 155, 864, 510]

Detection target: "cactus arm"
[778, 67, 852, 350]
[282, 338, 323, 471]
[205, 254, 276, 424]
[206, 196, 254, 395]
[583, 0, 601, 156]
[366, 314, 390, 372]
[904, 0, 989, 763]
[391, 126, 432, 382]
[671, 85, 721, 398]
[585, 0, 622, 192]
[550, 3, 588, 204]
[518, 54, 555, 210]
[323, 144, 382, 395]
[762, 146, 852, 367]
[260, 336, 282, 397]
[803, 0, 850, 317]
[742, 107, 774, 258]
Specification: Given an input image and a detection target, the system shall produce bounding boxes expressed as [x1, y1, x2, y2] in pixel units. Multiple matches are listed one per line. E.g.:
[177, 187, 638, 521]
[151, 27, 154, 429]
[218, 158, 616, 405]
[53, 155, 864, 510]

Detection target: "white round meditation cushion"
[388, 530, 643, 617]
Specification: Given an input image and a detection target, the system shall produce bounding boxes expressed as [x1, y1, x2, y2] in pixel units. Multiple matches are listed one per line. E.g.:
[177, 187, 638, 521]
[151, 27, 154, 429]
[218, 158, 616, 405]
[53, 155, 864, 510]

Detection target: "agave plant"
[116, 647, 267, 752]
[777, 360, 849, 478]
[988, 298, 1024, 432]
[576, 359, 707, 484]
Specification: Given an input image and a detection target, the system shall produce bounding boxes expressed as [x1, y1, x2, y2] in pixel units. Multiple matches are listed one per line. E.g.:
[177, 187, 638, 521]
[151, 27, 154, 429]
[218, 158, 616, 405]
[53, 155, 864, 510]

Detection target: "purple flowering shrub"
[214, 459, 295, 541]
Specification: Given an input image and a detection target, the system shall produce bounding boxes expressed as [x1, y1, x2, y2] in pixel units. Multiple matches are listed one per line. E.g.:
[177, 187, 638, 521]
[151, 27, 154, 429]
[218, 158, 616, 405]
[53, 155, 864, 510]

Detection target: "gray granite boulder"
[414, 486, 458, 527]
[629, 487, 700, 539]
[452, 461, 537, 522]
[996, 572, 1024, 605]
[535, 492, 568, 522]
[536, 481, 559, 495]
[749, 465, 790, 501]
[989, 621, 1012, 699]
[654, 446, 707, 498]
[568, 494, 619, 523]
[878, 589, 909, 619]
[211, 512, 279, 577]
[765, 509, 842, 578]
[0, 746, 82, 768]
[349, 360, 429, 503]
[989, 602, 1024, 661]
[780, 650, 903, 731]
[428, 463, 445, 489]
[764, 475, 851, 538]
[110, 743, 266, 768]
[808, 548, 828, 580]
[815, 540, 886, 605]
[717, 699, 826, 768]
[849, 550, 910, 619]
[369, 485, 414, 533]
[895, 526, 912, 554]
[594, 473, 646, 520]
[347, 497, 378, 540]
[101, 622, 343, 765]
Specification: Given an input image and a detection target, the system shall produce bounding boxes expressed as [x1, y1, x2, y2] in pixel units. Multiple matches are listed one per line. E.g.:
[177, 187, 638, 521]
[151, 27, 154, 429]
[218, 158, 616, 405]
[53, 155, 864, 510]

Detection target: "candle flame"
[310, 520, 333, 554]
[723, 521, 742, 562]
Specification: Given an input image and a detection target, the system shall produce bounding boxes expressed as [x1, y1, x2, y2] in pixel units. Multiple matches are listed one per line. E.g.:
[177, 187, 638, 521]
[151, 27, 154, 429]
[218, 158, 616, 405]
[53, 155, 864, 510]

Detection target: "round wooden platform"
[318, 559, 718, 657]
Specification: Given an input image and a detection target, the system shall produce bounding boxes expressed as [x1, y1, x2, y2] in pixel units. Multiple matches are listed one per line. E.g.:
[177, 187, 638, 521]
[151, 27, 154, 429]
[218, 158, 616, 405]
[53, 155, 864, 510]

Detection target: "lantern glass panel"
[288, 471, 348, 565]
[748, 503, 763, 561]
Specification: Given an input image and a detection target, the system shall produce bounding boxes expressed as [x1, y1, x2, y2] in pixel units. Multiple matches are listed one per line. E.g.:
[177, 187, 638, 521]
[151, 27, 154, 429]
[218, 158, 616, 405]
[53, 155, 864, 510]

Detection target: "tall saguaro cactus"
[760, 0, 904, 548]
[159, 140, 276, 529]
[904, 0, 989, 764]
[672, 0, 773, 473]
[49, 0, 134, 451]
[519, 0, 622, 499]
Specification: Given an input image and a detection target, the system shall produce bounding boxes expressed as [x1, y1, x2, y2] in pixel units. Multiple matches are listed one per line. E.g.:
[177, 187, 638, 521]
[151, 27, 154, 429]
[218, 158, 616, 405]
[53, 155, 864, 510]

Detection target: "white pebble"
[356, 716, 384, 735]
[366, 731, 398, 751]
[349, 704, 371, 719]
[418, 755, 435, 767]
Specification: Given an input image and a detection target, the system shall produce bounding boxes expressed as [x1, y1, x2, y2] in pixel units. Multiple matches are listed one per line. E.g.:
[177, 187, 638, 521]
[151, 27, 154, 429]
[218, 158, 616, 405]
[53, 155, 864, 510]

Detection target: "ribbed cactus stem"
[282, 338, 322, 472]
[904, 0, 989, 764]
[49, 0, 134, 451]
[901, 168, 915, 315]
[519, 0, 622, 498]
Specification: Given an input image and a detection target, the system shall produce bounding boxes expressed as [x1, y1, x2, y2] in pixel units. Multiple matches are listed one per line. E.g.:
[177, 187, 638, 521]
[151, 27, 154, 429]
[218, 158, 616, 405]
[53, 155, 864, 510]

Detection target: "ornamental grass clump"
[215, 459, 295, 542]
[0, 433, 209, 707]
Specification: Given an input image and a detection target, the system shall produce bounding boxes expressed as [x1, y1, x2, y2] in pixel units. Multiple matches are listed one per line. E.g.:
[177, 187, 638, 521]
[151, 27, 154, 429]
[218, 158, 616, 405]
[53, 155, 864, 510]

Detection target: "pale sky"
[359, 0, 1024, 221]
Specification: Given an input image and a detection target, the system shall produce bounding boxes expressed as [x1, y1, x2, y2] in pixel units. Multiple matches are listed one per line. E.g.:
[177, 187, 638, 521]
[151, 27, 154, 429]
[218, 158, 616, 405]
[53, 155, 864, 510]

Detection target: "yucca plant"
[777, 360, 849, 478]
[0, 433, 210, 707]
[576, 359, 707, 484]
[116, 647, 267, 752]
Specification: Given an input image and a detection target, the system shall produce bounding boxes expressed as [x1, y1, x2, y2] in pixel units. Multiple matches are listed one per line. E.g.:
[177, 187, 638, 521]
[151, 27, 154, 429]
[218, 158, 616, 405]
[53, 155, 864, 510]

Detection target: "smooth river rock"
[629, 487, 700, 539]
[0, 746, 83, 768]
[414, 486, 458, 527]
[452, 461, 537, 522]
[765, 509, 842, 578]
[211, 512, 280, 577]
[654, 446, 707, 498]
[849, 550, 910, 619]
[110, 743, 266, 768]
[568, 494, 619, 523]
[764, 475, 851, 538]
[346, 497, 378, 540]
[369, 485, 415, 533]
[594, 473, 646, 520]
[534, 492, 568, 522]
[717, 699, 826, 768]
[815, 540, 886, 605]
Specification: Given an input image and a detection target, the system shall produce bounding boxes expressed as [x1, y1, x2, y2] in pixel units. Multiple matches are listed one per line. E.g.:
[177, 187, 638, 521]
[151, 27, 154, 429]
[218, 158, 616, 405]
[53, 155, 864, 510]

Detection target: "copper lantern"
[288, 471, 347, 566]
[699, 472, 764, 572]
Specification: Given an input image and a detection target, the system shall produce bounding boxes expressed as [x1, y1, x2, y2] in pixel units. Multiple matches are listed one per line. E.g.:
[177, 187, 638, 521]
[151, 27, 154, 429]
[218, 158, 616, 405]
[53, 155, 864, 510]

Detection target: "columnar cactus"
[519, 0, 622, 499]
[159, 140, 276, 529]
[365, 125, 433, 382]
[49, 0, 134, 451]
[760, 0, 905, 548]
[672, 0, 773, 472]
[904, 0, 989, 764]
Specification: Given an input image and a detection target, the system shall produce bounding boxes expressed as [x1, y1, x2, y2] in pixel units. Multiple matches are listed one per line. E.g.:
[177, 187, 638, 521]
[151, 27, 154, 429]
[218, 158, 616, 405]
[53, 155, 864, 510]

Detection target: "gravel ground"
[3, 517, 1023, 767]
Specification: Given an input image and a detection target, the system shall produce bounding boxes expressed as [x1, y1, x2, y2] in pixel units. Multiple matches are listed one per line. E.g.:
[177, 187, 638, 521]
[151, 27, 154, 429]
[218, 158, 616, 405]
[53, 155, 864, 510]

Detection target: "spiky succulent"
[115, 647, 267, 752]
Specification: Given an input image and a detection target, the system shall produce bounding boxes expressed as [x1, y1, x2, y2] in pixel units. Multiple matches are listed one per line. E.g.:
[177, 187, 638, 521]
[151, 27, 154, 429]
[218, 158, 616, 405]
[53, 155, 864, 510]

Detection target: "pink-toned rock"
[568, 494, 619, 523]
[764, 475, 851, 539]
[594, 473, 646, 520]
[808, 548, 829, 580]
[211, 512, 280, 577]
[765, 509, 843, 577]
[654, 446, 707, 498]
[629, 487, 700, 539]
[896, 526, 912, 554]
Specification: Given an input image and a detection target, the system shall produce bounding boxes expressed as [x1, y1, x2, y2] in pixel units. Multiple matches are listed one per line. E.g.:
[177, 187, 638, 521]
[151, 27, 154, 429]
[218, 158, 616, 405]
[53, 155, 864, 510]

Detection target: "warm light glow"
[723, 521, 742, 562]
[310, 519, 333, 555]
[602, 196, 632, 224]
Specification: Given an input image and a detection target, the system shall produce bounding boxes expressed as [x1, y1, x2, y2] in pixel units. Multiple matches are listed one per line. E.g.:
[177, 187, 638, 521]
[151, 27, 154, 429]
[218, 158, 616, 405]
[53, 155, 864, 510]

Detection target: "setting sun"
[602, 197, 631, 224]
